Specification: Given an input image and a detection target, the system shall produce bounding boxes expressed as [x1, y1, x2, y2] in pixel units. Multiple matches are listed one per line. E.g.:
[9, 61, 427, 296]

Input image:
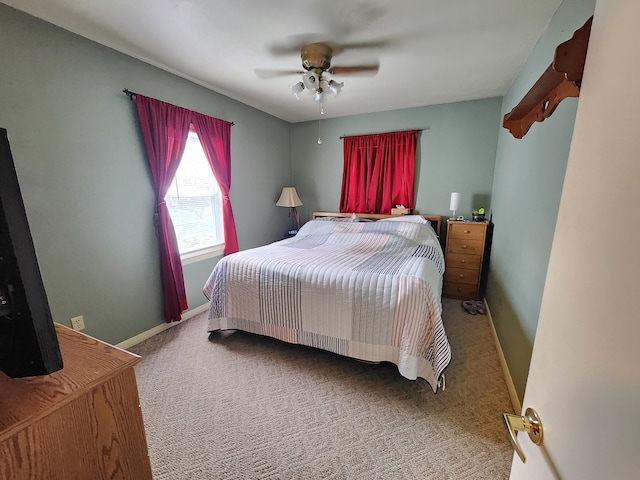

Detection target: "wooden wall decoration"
[503, 16, 593, 139]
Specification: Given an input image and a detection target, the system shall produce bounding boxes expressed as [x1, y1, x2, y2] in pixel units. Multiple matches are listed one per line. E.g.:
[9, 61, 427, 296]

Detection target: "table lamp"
[276, 187, 303, 230]
[450, 192, 460, 219]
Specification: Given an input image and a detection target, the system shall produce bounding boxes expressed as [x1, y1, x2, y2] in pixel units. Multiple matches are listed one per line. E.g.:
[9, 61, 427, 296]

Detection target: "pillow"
[378, 215, 429, 224]
[349, 213, 376, 222]
[314, 215, 356, 222]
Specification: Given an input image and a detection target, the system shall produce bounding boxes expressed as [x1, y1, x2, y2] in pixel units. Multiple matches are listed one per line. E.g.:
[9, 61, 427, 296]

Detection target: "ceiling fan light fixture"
[259, 41, 379, 109]
[291, 81, 305, 99]
[302, 71, 320, 90]
[328, 80, 344, 95]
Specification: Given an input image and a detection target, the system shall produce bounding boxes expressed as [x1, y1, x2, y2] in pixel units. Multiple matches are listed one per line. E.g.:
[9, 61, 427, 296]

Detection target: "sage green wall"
[0, 2, 598, 397]
[487, 0, 596, 401]
[291, 99, 502, 227]
[0, 5, 291, 345]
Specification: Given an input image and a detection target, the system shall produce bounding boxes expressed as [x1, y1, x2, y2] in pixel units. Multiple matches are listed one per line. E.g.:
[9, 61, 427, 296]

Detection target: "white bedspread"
[203, 219, 451, 392]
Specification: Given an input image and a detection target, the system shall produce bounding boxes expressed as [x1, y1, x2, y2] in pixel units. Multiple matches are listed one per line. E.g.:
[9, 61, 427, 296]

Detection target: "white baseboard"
[483, 299, 522, 415]
[116, 303, 209, 350]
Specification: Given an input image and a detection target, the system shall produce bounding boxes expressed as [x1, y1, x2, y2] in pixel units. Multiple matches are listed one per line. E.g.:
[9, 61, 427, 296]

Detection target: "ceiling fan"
[255, 38, 385, 105]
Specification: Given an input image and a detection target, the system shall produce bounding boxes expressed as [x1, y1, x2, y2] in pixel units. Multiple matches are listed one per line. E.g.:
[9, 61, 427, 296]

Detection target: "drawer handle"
[457, 287, 463, 292]
[462, 244, 468, 249]
[464, 230, 471, 234]
[459, 274, 465, 278]
[460, 259, 466, 264]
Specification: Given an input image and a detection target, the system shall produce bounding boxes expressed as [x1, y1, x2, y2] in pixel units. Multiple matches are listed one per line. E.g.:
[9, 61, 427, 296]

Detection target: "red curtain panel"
[136, 95, 191, 322]
[191, 112, 239, 255]
[340, 130, 417, 214]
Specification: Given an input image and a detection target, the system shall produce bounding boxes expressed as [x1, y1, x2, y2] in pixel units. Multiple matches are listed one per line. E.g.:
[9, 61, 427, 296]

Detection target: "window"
[340, 130, 417, 214]
[165, 131, 223, 259]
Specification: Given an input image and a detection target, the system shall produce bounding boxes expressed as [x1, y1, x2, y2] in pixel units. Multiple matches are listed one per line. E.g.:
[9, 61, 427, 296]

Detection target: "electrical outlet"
[70, 315, 85, 331]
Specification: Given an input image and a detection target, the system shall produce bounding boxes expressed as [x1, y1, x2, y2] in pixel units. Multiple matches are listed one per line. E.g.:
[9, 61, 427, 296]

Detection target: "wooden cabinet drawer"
[443, 282, 478, 299]
[444, 267, 480, 285]
[444, 219, 492, 301]
[445, 252, 482, 270]
[448, 222, 485, 240]
[446, 237, 484, 255]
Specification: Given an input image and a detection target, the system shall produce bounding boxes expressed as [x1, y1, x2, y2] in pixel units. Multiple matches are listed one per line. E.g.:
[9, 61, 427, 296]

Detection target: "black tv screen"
[0, 128, 63, 378]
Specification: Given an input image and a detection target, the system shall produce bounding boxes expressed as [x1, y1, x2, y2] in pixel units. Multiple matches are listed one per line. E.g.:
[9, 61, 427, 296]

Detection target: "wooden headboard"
[312, 211, 442, 238]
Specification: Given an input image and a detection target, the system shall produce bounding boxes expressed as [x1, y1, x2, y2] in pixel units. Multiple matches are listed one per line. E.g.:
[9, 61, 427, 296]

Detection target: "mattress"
[203, 218, 451, 392]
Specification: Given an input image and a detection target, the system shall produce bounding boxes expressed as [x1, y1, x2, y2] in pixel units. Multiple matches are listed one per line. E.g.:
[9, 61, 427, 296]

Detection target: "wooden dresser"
[444, 220, 492, 300]
[0, 324, 153, 480]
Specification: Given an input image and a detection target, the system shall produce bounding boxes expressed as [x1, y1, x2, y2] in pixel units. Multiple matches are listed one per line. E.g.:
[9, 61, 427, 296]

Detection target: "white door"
[509, 0, 640, 478]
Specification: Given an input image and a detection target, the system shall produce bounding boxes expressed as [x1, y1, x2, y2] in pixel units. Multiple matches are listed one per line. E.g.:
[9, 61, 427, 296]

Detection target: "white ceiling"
[4, 0, 562, 123]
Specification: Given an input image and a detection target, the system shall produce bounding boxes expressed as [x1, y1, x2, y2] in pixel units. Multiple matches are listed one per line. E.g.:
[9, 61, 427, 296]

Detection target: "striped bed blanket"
[203, 218, 451, 392]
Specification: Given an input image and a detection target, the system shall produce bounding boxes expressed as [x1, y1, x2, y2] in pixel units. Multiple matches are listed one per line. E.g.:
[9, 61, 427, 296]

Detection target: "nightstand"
[443, 220, 492, 300]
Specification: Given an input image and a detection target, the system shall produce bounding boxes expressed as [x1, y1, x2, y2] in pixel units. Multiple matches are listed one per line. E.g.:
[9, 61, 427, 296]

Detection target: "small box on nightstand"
[391, 207, 411, 215]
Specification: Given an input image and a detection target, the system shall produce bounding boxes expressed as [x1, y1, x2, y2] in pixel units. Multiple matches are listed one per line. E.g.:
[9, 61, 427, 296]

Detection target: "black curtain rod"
[339, 128, 424, 140]
[122, 88, 137, 100]
[122, 88, 235, 126]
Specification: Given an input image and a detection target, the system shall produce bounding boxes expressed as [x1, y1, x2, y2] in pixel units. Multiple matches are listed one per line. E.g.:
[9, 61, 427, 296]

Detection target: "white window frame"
[165, 129, 225, 264]
[180, 244, 224, 265]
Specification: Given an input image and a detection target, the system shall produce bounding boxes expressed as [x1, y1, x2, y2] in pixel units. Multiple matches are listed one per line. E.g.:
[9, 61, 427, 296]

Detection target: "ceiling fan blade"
[331, 38, 395, 54]
[267, 34, 327, 56]
[254, 68, 306, 79]
[311, 3, 389, 39]
[268, 35, 394, 57]
[328, 64, 379, 76]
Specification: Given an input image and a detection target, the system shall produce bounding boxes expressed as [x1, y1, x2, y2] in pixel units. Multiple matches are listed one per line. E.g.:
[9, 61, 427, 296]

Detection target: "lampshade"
[276, 187, 303, 207]
[291, 82, 305, 99]
[328, 80, 343, 95]
[449, 192, 460, 211]
[302, 71, 320, 90]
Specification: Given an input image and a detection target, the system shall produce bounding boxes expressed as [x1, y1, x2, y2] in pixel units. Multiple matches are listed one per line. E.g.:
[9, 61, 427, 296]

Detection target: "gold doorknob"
[503, 407, 543, 463]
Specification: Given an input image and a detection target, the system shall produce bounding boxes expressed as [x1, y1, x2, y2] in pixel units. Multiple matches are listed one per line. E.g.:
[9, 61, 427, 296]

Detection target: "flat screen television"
[0, 127, 63, 377]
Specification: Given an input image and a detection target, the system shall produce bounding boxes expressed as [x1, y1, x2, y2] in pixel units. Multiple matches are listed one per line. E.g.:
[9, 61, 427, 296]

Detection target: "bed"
[203, 212, 451, 392]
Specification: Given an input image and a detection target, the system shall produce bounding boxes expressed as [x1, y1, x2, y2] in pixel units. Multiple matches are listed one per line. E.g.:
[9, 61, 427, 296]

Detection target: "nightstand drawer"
[448, 222, 486, 240]
[444, 267, 480, 285]
[444, 219, 492, 301]
[443, 282, 478, 300]
[446, 237, 484, 255]
[445, 253, 482, 270]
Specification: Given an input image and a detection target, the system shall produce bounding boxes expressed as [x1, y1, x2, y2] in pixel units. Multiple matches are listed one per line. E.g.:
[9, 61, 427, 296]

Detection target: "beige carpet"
[130, 297, 515, 479]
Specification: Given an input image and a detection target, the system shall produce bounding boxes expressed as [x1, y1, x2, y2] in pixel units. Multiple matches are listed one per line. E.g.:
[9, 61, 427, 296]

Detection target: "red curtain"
[191, 112, 239, 255]
[134, 95, 239, 321]
[340, 130, 417, 214]
[136, 95, 191, 322]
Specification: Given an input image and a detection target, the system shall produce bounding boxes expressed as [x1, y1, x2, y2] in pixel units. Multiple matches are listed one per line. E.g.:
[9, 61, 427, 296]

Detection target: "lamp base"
[292, 207, 300, 231]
